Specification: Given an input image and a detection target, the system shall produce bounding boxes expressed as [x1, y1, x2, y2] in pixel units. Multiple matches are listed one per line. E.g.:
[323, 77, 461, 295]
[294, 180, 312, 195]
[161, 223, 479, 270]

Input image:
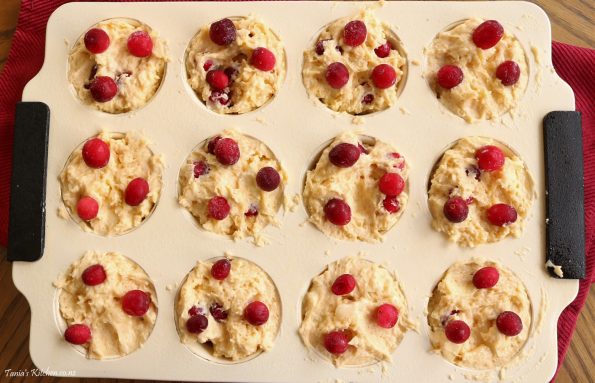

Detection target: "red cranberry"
[214, 138, 240, 165]
[245, 204, 259, 217]
[206, 70, 229, 91]
[256, 167, 281, 191]
[315, 40, 327, 55]
[472, 20, 504, 49]
[211, 258, 231, 280]
[325, 62, 349, 89]
[475, 145, 505, 171]
[437, 65, 464, 89]
[362, 94, 374, 104]
[331, 274, 356, 295]
[81, 264, 106, 286]
[209, 18, 236, 46]
[376, 303, 399, 328]
[64, 324, 91, 345]
[208, 196, 230, 220]
[82, 138, 110, 168]
[207, 136, 222, 154]
[84, 28, 110, 54]
[371, 64, 397, 89]
[209, 90, 231, 105]
[209, 303, 228, 322]
[324, 198, 351, 226]
[496, 311, 523, 336]
[244, 301, 269, 326]
[188, 305, 202, 316]
[324, 330, 349, 354]
[445, 320, 471, 343]
[186, 314, 208, 334]
[343, 20, 367, 46]
[127, 31, 153, 57]
[443, 197, 469, 223]
[496, 60, 521, 86]
[76, 196, 99, 221]
[89, 76, 118, 102]
[472, 266, 499, 289]
[193, 161, 210, 178]
[203, 60, 214, 71]
[124, 177, 149, 206]
[121, 290, 150, 316]
[487, 204, 517, 226]
[329, 143, 360, 168]
[383, 196, 400, 214]
[378, 173, 405, 197]
[374, 41, 392, 58]
[250, 47, 276, 71]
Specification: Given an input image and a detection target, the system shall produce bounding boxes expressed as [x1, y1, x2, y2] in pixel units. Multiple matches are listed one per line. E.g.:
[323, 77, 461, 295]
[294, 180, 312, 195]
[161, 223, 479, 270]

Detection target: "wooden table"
[0, 1, 592, 382]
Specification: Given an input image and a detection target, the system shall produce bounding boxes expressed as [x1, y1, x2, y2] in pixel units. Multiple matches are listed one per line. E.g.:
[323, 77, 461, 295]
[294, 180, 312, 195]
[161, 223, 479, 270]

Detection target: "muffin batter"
[68, 18, 167, 114]
[55, 251, 157, 359]
[427, 259, 531, 369]
[299, 256, 411, 366]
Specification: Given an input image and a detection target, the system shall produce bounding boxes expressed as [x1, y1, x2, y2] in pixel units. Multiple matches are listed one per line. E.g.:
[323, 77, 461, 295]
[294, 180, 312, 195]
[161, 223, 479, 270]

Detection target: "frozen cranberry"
[207, 136, 221, 154]
[127, 31, 153, 57]
[193, 161, 210, 178]
[324, 330, 349, 354]
[383, 196, 400, 214]
[376, 303, 399, 328]
[209, 18, 236, 46]
[121, 290, 150, 316]
[82, 138, 110, 168]
[362, 94, 374, 104]
[245, 204, 259, 217]
[211, 258, 231, 280]
[496, 311, 523, 336]
[256, 167, 281, 191]
[329, 143, 360, 168]
[186, 314, 208, 334]
[378, 173, 405, 197]
[124, 178, 149, 206]
[76, 196, 99, 221]
[496, 60, 521, 86]
[188, 305, 202, 317]
[475, 145, 505, 171]
[473, 266, 499, 289]
[84, 28, 110, 54]
[437, 65, 464, 89]
[324, 198, 351, 226]
[487, 204, 517, 226]
[371, 64, 397, 89]
[208, 196, 230, 220]
[472, 20, 504, 49]
[374, 41, 392, 58]
[250, 47, 276, 71]
[64, 324, 91, 345]
[89, 76, 118, 102]
[331, 274, 356, 295]
[209, 90, 231, 105]
[445, 320, 470, 343]
[214, 138, 240, 165]
[343, 20, 367, 46]
[81, 264, 106, 286]
[443, 196, 469, 223]
[315, 40, 327, 55]
[244, 301, 269, 326]
[206, 70, 229, 91]
[209, 303, 228, 322]
[325, 62, 349, 89]
[203, 60, 214, 71]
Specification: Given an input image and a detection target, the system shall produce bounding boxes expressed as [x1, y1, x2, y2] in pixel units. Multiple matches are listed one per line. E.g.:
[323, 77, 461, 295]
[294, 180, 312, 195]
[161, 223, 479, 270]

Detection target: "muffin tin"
[7, 1, 584, 382]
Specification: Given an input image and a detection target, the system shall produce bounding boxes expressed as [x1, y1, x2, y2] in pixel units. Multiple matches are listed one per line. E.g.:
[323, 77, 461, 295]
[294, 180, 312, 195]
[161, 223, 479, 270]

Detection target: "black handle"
[543, 111, 585, 279]
[7, 102, 50, 262]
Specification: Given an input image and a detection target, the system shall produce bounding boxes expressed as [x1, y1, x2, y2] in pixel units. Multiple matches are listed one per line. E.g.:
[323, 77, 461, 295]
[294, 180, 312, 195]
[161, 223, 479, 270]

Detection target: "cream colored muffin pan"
[12, 1, 578, 382]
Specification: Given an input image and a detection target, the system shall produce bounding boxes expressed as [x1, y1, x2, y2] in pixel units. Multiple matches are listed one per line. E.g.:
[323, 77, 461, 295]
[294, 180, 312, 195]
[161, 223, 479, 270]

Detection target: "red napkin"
[0, 1, 593, 380]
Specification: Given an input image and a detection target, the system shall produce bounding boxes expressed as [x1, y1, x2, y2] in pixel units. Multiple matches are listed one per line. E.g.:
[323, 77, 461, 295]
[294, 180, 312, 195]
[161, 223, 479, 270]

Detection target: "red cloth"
[0, 1, 593, 380]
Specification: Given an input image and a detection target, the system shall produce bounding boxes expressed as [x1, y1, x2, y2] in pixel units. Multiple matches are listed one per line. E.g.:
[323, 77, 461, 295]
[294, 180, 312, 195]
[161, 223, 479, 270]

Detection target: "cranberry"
[244, 301, 269, 326]
[331, 274, 356, 295]
[374, 41, 392, 58]
[472, 20, 504, 49]
[186, 314, 208, 334]
[362, 94, 374, 104]
[325, 62, 349, 89]
[245, 204, 259, 217]
[383, 196, 400, 214]
[209, 18, 236, 46]
[376, 303, 399, 328]
[127, 31, 153, 57]
[487, 204, 517, 226]
[124, 177, 149, 206]
[188, 305, 202, 316]
[329, 143, 360, 168]
[343, 20, 367, 46]
[209, 303, 228, 322]
[206, 70, 229, 91]
[472, 266, 499, 289]
[496, 60, 521, 86]
[211, 258, 231, 280]
[324, 198, 351, 226]
[121, 290, 150, 316]
[76, 196, 99, 221]
[193, 161, 210, 178]
[89, 76, 118, 102]
[82, 138, 110, 168]
[208, 196, 230, 220]
[84, 28, 110, 54]
[64, 324, 91, 345]
[209, 90, 231, 105]
[203, 60, 214, 71]
[445, 320, 471, 343]
[475, 145, 505, 171]
[437, 65, 464, 89]
[250, 47, 276, 71]
[315, 40, 327, 55]
[81, 264, 106, 286]
[496, 311, 523, 336]
[371, 64, 397, 89]
[256, 167, 281, 191]
[378, 173, 405, 197]
[207, 136, 221, 154]
[214, 138, 240, 165]
[443, 197, 469, 223]
[324, 330, 349, 354]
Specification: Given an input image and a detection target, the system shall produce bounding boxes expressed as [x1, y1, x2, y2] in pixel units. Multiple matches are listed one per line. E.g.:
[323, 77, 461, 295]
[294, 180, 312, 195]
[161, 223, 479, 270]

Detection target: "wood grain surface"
[0, 1, 593, 382]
